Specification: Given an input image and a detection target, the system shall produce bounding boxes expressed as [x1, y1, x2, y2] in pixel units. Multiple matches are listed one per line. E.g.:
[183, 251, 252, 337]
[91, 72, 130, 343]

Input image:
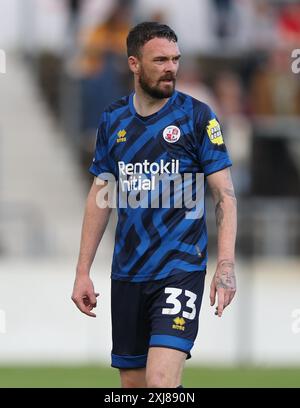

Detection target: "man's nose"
[164, 60, 177, 72]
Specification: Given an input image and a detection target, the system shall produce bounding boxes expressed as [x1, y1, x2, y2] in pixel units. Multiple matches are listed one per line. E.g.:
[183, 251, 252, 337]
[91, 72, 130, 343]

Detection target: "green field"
[0, 366, 299, 388]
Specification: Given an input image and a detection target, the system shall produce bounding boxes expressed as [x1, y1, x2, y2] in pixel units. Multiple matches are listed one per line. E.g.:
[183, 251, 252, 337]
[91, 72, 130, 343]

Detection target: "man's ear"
[128, 56, 140, 74]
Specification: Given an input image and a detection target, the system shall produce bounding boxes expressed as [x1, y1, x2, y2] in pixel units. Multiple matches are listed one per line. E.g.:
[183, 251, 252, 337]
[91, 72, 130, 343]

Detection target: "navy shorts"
[111, 270, 206, 369]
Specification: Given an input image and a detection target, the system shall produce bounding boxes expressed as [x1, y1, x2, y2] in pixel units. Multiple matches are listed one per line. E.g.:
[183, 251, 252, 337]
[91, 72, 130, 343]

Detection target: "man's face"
[137, 38, 181, 99]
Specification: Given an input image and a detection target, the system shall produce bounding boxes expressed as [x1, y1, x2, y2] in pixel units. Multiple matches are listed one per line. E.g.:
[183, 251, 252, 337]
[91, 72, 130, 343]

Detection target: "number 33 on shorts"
[162, 288, 197, 320]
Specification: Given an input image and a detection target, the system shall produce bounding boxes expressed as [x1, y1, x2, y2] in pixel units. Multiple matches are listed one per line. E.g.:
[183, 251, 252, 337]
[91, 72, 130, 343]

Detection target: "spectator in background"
[65, 0, 83, 56]
[212, 0, 236, 40]
[251, 0, 278, 50]
[176, 58, 217, 107]
[213, 71, 252, 195]
[69, 1, 133, 165]
[249, 46, 300, 196]
[68, 0, 82, 25]
[250, 48, 300, 116]
[278, 2, 300, 45]
[76, 1, 132, 76]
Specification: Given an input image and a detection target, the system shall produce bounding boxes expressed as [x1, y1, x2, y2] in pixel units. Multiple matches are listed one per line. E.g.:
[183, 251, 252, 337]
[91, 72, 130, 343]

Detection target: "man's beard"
[139, 68, 176, 99]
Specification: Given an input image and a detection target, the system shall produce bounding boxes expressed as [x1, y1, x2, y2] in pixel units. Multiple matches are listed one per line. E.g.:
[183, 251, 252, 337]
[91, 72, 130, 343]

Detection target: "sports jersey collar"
[129, 91, 178, 121]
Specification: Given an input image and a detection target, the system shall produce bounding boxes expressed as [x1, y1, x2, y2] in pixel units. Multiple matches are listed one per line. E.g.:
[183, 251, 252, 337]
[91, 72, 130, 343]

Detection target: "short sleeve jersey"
[89, 91, 232, 282]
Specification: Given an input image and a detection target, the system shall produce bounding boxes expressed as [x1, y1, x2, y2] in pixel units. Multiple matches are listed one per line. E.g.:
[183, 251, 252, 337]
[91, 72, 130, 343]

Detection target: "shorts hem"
[111, 353, 147, 369]
[149, 334, 194, 352]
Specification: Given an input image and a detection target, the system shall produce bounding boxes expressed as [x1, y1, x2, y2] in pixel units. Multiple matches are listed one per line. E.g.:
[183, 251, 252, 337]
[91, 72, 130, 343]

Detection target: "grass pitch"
[0, 365, 299, 388]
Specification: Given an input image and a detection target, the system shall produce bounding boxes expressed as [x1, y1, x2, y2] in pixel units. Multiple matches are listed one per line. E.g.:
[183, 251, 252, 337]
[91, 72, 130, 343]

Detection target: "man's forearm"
[76, 183, 112, 276]
[215, 193, 237, 265]
[207, 168, 237, 315]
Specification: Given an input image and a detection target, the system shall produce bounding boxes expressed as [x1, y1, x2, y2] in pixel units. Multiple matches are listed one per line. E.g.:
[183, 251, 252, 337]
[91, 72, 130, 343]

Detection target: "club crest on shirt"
[163, 125, 181, 143]
[206, 118, 224, 145]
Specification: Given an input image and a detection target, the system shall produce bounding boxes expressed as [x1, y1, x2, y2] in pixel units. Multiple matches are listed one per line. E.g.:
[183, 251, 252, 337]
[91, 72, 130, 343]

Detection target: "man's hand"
[210, 260, 236, 317]
[71, 275, 99, 317]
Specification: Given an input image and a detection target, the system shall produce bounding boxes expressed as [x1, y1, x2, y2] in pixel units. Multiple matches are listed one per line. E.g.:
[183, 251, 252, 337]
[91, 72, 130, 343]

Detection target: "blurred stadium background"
[0, 0, 300, 388]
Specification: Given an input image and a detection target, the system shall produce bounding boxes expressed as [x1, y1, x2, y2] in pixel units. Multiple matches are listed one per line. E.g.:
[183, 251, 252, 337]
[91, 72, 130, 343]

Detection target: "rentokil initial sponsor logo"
[118, 159, 180, 191]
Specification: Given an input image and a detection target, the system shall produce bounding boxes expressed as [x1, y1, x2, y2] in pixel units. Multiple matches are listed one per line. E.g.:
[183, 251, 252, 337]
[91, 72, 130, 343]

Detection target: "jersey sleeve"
[195, 105, 232, 176]
[89, 112, 114, 179]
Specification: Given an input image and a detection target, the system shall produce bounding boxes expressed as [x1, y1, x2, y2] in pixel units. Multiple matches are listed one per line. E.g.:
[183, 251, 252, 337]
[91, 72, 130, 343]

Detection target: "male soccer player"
[72, 22, 237, 388]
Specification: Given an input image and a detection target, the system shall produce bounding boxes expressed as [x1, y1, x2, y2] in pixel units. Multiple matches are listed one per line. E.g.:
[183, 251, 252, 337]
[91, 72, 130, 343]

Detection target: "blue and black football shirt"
[89, 91, 232, 282]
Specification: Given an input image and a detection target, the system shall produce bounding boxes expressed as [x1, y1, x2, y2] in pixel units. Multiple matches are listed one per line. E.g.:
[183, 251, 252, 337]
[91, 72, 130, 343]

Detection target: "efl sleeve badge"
[206, 118, 224, 145]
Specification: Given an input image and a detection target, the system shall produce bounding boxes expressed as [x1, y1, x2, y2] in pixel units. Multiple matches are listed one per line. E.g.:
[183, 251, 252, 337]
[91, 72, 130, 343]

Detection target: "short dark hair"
[127, 22, 178, 58]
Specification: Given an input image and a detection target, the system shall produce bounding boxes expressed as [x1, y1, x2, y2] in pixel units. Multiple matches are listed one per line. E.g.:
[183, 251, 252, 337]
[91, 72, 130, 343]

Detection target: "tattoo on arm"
[213, 186, 236, 228]
[216, 260, 236, 290]
[215, 199, 224, 227]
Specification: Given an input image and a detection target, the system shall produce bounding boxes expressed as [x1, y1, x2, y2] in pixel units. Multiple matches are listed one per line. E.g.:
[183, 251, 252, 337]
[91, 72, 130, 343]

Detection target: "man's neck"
[133, 88, 170, 117]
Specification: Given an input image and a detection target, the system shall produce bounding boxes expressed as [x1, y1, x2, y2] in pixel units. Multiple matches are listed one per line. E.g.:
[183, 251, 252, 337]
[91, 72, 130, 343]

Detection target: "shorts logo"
[206, 118, 224, 145]
[163, 125, 181, 143]
[172, 316, 185, 331]
[117, 129, 127, 143]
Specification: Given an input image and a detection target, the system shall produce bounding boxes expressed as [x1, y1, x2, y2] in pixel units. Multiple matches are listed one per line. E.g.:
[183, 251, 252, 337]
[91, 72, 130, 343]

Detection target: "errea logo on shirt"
[206, 118, 224, 145]
[172, 316, 185, 331]
[117, 129, 127, 143]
